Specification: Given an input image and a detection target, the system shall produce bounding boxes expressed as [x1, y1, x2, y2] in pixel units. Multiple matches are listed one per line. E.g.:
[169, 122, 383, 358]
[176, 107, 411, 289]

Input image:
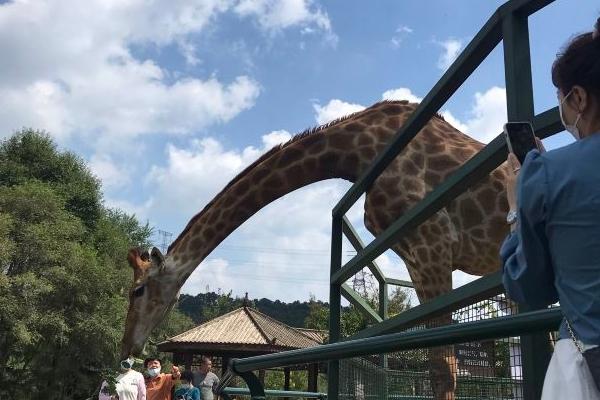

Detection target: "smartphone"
[504, 121, 538, 165]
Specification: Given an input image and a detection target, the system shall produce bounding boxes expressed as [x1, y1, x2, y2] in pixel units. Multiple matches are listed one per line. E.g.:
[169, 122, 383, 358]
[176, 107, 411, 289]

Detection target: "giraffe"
[121, 100, 511, 400]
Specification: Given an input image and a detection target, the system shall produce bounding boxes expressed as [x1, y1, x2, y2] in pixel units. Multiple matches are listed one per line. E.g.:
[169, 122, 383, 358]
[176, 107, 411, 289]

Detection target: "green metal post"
[502, 10, 552, 399]
[351, 272, 504, 340]
[385, 278, 414, 288]
[342, 216, 386, 283]
[222, 388, 327, 398]
[328, 216, 343, 400]
[341, 283, 382, 324]
[379, 282, 388, 321]
[379, 281, 389, 368]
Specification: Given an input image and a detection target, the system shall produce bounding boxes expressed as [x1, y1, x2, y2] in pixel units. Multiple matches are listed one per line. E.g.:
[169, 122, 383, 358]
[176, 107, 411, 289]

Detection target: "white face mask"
[559, 89, 582, 140]
[147, 367, 161, 377]
[120, 357, 134, 371]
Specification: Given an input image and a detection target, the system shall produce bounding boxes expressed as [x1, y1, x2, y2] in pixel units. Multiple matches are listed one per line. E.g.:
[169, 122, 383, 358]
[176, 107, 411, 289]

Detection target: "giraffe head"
[120, 247, 180, 358]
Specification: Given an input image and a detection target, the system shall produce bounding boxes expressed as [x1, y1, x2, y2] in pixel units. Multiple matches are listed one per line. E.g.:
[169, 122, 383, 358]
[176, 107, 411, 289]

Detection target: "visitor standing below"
[174, 371, 201, 400]
[99, 357, 146, 400]
[192, 357, 220, 400]
[500, 17, 600, 400]
[144, 358, 181, 400]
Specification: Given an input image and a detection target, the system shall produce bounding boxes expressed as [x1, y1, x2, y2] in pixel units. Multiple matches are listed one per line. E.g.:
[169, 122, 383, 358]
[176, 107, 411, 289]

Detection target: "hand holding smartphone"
[504, 121, 540, 165]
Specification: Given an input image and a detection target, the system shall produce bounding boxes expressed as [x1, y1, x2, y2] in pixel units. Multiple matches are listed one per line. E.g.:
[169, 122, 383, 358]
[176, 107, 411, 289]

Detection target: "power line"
[155, 229, 173, 254]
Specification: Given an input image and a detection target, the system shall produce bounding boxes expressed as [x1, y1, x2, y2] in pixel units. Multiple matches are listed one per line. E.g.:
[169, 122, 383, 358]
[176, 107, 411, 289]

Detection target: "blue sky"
[1, 0, 598, 303]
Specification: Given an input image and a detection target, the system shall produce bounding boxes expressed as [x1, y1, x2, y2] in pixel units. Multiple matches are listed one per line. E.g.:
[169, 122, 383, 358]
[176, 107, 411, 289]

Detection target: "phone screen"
[504, 122, 537, 165]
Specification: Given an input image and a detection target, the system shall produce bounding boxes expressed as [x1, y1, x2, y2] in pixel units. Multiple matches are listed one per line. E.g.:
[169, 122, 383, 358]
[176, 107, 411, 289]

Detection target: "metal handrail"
[332, 0, 553, 218]
[222, 388, 326, 399]
[231, 308, 561, 373]
[331, 107, 561, 285]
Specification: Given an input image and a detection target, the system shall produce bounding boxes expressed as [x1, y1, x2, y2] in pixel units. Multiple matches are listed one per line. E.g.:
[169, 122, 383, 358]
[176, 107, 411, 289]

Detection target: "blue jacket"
[174, 386, 201, 400]
[500, 133, 600, 344]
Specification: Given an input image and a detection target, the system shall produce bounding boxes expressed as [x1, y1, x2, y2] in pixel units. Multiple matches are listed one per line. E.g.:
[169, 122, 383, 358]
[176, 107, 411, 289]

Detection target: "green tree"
[304, 295, 329, 332]
[202, 289, 244, 321]
[303, 285, 412, 340]
[0, 129, 188, 399]
[0, 129, 103, 230]
[388, 287, 412, 317]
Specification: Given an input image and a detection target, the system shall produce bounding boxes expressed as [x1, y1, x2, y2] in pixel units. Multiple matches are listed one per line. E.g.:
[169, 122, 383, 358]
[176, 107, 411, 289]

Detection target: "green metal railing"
[221, 309, 560, 399]
[231, 310, 560, 372]
[328, 0, 561, 398]
[219, 0, 564, 399]
[222, 387, 326, 399]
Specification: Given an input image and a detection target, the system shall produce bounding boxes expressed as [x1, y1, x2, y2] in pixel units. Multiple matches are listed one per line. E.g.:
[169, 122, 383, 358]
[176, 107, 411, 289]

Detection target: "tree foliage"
[303, 285, 412, 340]
[0, 130, 414, 398]
[177, 289, 315, 327]
[0, 130, 191, 399]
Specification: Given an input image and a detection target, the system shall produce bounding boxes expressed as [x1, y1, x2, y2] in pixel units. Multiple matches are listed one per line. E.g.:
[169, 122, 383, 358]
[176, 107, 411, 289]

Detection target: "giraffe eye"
[133, 285, 145, 297]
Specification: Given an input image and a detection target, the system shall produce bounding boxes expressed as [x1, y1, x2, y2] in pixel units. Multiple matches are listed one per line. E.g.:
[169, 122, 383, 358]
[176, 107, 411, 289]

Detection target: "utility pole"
[156, 229, 173, 254]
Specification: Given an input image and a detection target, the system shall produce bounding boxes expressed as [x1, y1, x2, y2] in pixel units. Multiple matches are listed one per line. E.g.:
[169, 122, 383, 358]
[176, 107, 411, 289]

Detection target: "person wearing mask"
[192, 357, 219, 400]
[144, 358, 181, 400]
[99, 357, 146, 400]
[174, 371, 201, 400]
[501, 17, 600, 399]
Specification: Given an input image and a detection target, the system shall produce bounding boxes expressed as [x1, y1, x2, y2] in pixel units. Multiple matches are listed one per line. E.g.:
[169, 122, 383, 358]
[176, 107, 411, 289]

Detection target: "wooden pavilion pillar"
[284, 367, 291, 400]
[173, 352, 184, 366]
[173, 352, 193, 371]
[184, 352, 193, 371]
[284, 367, 291, 389]
[307, 363, 318, 392]
[221, 356, 230, 376]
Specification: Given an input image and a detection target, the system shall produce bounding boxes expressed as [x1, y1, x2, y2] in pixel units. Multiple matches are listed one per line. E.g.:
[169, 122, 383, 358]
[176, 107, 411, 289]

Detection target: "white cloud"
[235, 0, 330, 30]
[378, 85, 506, 144]
[0, 0, 263, 146]
[146, 129, 292, 220]
[174, 179, 377, 301]
[128, 84, 505, 301]
[182, 257, 231, 295]
[261, 129, 293, 148]
[313, 99, 366, 125]
[436, 38, 464, 71]
[381, 87, 422, 103]
[89, 155, 131, 190]
[391, 25, 413, 48]
[140, 129, 367, 300]
[1, 75, 261, 143]
[234, 0, 336, 44]
[452, 271, 479, 288]
[460, 86, 507, 143]
[0, 0, 335, 148]
[178, 40, 202, 67]
[440, 110, 469, 133]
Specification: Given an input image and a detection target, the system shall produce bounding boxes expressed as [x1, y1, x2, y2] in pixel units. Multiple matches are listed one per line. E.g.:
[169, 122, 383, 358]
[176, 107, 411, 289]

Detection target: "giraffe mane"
[167, 100, 445, 254]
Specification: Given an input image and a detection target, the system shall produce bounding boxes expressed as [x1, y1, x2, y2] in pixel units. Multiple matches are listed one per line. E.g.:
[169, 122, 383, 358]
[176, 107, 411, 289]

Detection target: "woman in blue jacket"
[501, 17, 600, 398]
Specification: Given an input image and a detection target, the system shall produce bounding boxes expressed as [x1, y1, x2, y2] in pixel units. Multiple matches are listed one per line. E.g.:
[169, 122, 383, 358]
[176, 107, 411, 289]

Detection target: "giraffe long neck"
[167, 105, 404, 282]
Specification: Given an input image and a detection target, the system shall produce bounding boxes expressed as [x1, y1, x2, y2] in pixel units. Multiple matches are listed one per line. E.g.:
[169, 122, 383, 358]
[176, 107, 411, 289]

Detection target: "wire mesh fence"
[339, 294, 558, 400]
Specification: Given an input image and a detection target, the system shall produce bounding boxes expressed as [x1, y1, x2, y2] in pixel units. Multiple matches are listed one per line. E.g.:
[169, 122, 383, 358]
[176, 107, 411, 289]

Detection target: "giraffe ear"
[127, 248, 152, 282]
[151, 247, 165, 271]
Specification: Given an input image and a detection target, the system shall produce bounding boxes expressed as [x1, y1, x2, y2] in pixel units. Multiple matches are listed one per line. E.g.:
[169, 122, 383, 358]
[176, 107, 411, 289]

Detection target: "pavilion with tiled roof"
[157, 304, 325, 391]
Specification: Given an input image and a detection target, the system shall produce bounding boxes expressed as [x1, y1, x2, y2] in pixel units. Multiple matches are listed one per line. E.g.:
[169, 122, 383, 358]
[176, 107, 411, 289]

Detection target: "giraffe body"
[121, 100, 511, 399]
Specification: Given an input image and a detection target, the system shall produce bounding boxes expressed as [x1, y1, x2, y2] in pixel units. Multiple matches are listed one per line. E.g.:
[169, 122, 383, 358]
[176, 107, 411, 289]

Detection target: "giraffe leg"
[392, 240, 457, 400]
[419, 274, 456, 400]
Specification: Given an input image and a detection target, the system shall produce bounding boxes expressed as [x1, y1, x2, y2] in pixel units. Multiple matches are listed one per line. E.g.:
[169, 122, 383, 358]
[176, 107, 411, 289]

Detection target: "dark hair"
[551, 17, 600, 99]
[144, 357, 161, 368]
[181, 370, 194, 383]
